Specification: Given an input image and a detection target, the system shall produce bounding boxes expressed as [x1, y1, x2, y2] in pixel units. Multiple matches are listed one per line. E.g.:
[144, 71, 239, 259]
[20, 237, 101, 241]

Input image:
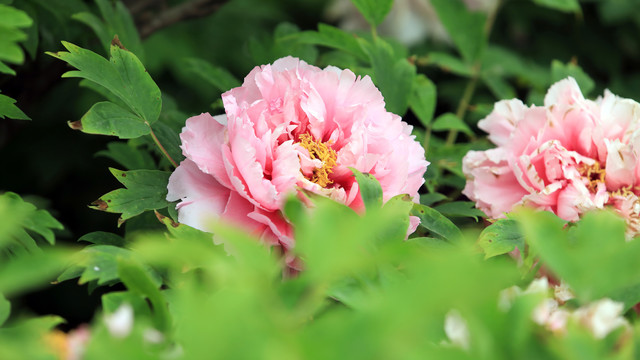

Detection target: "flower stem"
[148, 123, 178, 168]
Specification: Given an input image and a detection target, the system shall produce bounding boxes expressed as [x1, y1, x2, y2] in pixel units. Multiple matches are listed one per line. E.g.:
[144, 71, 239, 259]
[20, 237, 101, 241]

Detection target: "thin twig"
[148, 124, 178, 168]
[139, 0, 227, 39]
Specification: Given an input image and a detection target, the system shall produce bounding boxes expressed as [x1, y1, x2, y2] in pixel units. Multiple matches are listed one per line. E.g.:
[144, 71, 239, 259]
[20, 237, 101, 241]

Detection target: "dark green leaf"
[349, 0, 393, 27]
[96, 141, 156, 170]
[477, 219, 524, 259]
[0, 293, 10, 326]
[410, 74, 437, 127]
[350, 167, 383, 210]
[90, 168, 170, 224]
[551, 60, 595, 95]
[295, 23, 368, 61]
[426, 52, 473, 77]
[430, 0, 487, 62]
[0, 249, 70, 296]
[78, 231, 125, 246]
[184, 58, 241, 93]
[101, 290, 152, 318]
[410, 203, 463, 242]
[0, 94, 29, 120]
[434, 201, 486, 220]
[419, 193, 447, 206]
[532, 0, 581, 13]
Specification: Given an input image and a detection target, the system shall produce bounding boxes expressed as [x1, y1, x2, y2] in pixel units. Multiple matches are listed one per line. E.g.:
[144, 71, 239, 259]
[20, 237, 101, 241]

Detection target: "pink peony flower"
[463, 77, 640, 238]
[167, 56, 428, 261]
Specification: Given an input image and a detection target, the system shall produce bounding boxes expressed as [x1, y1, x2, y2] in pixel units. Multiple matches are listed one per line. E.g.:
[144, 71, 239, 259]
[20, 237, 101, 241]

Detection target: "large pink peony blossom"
[463, 77, 640, 237]
[167, 56, 428, 259]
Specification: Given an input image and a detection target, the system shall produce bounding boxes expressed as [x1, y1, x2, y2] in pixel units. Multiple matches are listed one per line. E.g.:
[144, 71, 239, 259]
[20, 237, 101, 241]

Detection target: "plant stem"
[148, 124, 178, 168]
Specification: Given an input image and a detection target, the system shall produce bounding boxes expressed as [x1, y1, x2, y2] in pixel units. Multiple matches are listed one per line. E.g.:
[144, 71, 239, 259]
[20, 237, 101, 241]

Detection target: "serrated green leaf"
[48, 41, 161, 124]
[118, 258, 170, 332]
[477, 219, 524, 259]
[0, 192, 62, 251]
[350, 168, 383, 210]
[90, 169, 170, 224]
[430, 0, 487, 62]
[431, 113, 473, 135]
[96, 141, 156, 170]
[349, 0, 393, 27]
[532, 0, 581, 13]
[410, 203, 463, 242]
[551, 60, 595, 95]
[434, 201, 486, 220]
[295, 23, 368, 61]
[410, 74, 437, 127]
[184, 58, 241, 93]
[72, 101, 150, 139]
[0, 293, 10, 326]
[0, 94, 29, 120]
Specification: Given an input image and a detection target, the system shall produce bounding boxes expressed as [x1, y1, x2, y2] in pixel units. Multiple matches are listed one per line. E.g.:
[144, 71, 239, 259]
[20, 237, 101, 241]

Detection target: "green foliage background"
[3, 0, 640, 359]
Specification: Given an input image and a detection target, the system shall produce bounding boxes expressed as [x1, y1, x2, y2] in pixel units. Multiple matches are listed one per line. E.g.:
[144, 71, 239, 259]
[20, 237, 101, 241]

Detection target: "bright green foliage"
[0, 293, 9, 327]
[48, 41, 161, 138]
[0, 4, 32, 71]
[0, 316, 65, 360]
[0, 93, 29, 120]
[477, 219, 525, 259]
[533, 0, 581, 13]
[0, 192, 63, 253]
[90, 168, 170, 225]
[350, 168, 383, 209]
[430, 0, 487, 63]
[349, 0, 393, 27]
[518, 210, 640, 306]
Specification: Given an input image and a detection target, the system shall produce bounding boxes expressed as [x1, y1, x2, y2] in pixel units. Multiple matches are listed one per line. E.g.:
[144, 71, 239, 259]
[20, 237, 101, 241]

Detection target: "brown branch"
[138, 0, 227, 39]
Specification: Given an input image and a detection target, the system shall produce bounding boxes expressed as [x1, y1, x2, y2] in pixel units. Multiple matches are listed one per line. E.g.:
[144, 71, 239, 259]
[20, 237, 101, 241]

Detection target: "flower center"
[298, 133, 337, 187]
[578, 162, 605, 192]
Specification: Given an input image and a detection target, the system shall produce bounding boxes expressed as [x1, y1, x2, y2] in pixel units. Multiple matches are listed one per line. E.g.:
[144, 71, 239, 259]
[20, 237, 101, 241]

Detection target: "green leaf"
[426, 52, 474, 77]
[101, 290, 152, 318]
[90, 168, 170, 224]
[185, 58, 241, 93]
[410, 74, 437, 127]
[295, 23, 368, 62]
[518, 210, 640, 303]
[0, 192, 63, 251]
[0, 293, 10, 326]
[0, 4, 32, 27]
[78, 231, 125, 246]
[420, 193, 447, 206]
[350, 168, 383, 210]
[430, 0, 487, 62]
[431, 113, 473, 135]
[551, 60, 595, 95]
[361, 38, 415, 115]
[477, 219, 524, 259]
[0, 94, 29, 120]
[96, 141, 156, 170]
[410, 203, 463, 242]
[48, 41, 161, 124]
[532, 0, 581, 13]
[434, 201, 486, 221]
[58, 245, 134, 285]
[482, 75, 516, 99]
[71, 101, 150, 139]
[0, 249, 70, 296]
[349, 0, 393, 27]
[118, 258, 170, 332]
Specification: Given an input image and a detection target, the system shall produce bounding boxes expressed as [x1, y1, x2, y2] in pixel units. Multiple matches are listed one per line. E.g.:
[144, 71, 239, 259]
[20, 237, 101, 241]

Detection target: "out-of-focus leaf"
[430, 0, 487, 62]
[78, 231, 125, 247]
[361, 38, 415, 115]
[410, 74, 437, 127]
[551, 60, 595, 95]
[185, 58, 241, 93]
[410, 203, 463, 242]
[118, 258, 170, 331]
[0, 293, 9, 326]
[434, 201, 485, 220]
[0, 94, 29, 120]
[96, 142, 156, 170]
[0, 249, 70, 296]
[420, 193, 448, 206]
[483, 75, 516, 99]
[89, 168, 170, 224]
[349, 0, 393, 27]
[477, 219, 524, 259]
[431, 113, 473, 135]
[350, 168, 383, 210]
[0, 192, 63, 250]
[295, 23, 367, 61]
[518, 210, 640, 304]
[101, 290, 152, 318]
[532, 0, 581, 13]
[426, 52, 473, 77]
[0, 315, 65, 360]
[149, 121, 185, 165]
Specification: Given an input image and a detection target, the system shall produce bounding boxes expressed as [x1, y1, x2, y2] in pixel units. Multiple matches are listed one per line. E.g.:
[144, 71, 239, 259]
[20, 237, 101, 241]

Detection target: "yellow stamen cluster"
[298, 133, 337, 188]
[578, 162, 606, 193]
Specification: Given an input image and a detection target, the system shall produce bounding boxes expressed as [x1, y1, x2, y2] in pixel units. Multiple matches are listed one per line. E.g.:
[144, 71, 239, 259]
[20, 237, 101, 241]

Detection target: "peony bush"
[3, 0, 640, 359]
